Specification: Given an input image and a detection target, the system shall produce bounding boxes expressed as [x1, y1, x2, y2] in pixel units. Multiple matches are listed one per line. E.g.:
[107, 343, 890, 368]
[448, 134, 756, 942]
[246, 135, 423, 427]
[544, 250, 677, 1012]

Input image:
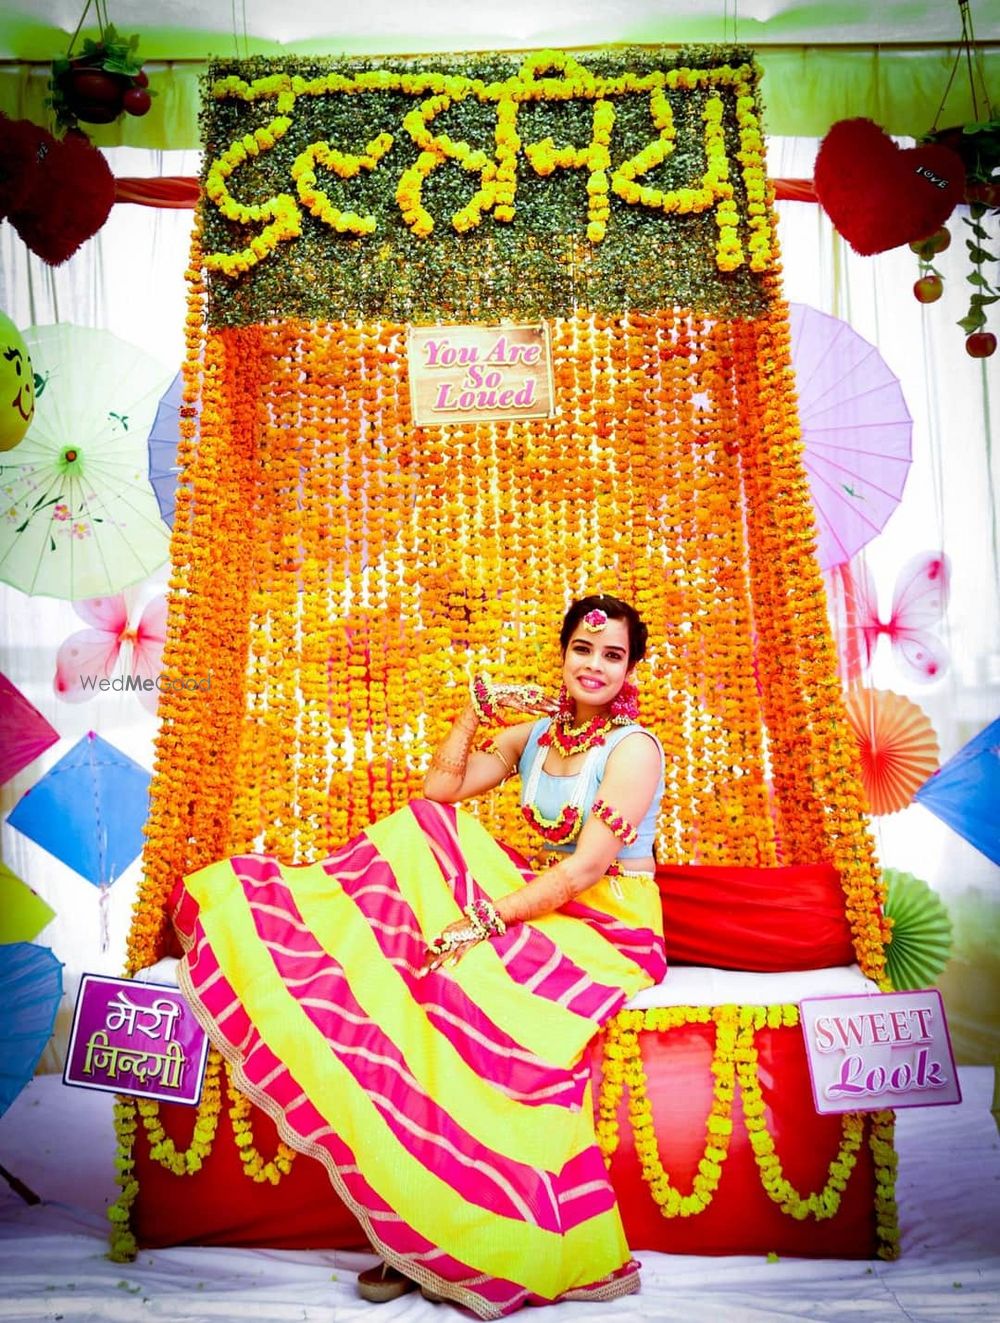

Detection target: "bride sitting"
[171, 593, 666, 1316]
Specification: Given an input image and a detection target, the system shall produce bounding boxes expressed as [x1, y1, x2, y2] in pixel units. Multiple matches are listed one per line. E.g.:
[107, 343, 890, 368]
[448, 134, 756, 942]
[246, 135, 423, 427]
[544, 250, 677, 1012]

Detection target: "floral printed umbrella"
[789, 304, 913, 571]
[0, 324, 172, 599]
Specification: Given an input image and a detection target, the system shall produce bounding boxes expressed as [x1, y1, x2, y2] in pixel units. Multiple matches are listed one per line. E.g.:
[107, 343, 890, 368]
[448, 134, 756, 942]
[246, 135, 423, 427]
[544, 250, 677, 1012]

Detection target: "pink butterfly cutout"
[54, 594, 167, 714]
[834, 552, 950, 684]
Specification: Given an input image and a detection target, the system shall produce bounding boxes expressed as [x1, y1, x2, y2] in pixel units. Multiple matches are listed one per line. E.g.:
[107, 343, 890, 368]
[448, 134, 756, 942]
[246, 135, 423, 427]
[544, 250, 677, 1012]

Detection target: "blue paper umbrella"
[146, 369, 183, 527]
[914, 717, 1000, 867]
[0, 942, 64, 1117]
[6, 731, 151, 886]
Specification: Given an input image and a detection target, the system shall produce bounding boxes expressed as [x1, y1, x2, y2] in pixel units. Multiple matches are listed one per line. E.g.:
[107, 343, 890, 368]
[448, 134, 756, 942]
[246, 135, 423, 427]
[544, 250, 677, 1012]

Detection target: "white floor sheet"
[1, 1069, 998, 1322]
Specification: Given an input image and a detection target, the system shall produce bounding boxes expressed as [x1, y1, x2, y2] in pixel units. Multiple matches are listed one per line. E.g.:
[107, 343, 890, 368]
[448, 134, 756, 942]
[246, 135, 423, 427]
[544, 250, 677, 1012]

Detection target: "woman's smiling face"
[561, 616, 633, 716]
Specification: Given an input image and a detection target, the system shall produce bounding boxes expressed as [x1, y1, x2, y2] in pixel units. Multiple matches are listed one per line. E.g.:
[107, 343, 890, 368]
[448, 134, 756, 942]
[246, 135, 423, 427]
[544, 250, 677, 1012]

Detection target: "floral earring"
[556, 683, 574, 724]
[610, 680, 639, 724]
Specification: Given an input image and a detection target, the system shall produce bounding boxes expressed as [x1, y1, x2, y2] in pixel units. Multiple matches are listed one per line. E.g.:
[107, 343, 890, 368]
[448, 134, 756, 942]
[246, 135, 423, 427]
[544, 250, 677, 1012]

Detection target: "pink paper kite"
[0, 672, 59, 786]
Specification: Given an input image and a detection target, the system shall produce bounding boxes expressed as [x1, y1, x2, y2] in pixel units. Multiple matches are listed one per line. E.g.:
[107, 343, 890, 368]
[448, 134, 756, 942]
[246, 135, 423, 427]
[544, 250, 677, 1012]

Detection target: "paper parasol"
[914, 716, 1000, 867]
[0, 861, 55, 943]
[844, 687, 939, 816]
[882, 869, 953, 991]
[0, 324, 172, 599]
[146, 369, 183, 528]
[6, 730, 150, 886]
[0, 942, 63, 1117]
[789, 304, 913, 571]
[0, 671, 59, 785]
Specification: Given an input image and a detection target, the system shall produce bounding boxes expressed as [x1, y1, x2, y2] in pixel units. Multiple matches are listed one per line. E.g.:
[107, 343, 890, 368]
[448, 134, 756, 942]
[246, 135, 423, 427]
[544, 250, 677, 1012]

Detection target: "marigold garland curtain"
[127, 46, 887, 980]
[107, 48, 893, 1264]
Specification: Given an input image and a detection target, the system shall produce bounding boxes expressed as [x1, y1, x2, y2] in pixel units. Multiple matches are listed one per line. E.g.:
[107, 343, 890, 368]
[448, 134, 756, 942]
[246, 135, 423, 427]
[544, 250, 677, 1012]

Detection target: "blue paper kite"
[6, 731, 151, 886]
[914, 716, 1000, 868]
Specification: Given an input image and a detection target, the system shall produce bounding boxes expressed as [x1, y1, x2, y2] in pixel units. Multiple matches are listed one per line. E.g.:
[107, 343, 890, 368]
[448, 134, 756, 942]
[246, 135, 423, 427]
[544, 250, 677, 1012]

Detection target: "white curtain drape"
[1, 143, 997, 1065]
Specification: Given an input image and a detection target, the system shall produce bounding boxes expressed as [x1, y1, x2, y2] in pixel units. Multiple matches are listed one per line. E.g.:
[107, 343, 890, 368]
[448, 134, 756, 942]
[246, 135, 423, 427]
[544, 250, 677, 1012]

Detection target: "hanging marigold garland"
[598, 1007, 899, 1259]
[114, 42, 893, 1258]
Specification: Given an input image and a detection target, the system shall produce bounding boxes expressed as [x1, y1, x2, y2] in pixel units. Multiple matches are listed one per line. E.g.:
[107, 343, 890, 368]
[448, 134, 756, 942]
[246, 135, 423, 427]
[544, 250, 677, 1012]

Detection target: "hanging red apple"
[913, 275, 944, 303]
[67, 67, 126, 105]
[965, 331, 997, 358]
[908, 227, 952, 259]
[48, 24, 153, 134]
[122, 86, 152, 117]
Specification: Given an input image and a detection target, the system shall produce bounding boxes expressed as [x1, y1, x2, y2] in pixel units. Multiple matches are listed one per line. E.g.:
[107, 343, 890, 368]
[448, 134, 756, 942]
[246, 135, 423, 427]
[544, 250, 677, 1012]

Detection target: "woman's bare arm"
[422, 705, 533, 804]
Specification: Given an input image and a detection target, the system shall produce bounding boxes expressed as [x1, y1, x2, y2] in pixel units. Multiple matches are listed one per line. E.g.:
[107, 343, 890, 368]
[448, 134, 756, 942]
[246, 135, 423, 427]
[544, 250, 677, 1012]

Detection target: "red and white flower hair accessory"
[582, 607, 608, 633]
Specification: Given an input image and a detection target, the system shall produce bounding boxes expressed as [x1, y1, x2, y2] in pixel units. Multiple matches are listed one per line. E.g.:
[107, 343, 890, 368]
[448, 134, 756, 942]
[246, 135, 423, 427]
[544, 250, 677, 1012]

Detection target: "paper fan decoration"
[844, 687, 939, 815]
[882, 869, 953, 990]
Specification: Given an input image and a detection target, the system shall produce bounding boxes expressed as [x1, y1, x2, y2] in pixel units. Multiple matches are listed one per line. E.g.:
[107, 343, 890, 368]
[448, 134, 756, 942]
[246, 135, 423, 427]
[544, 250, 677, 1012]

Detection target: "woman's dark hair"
[560, 594, 648, 665]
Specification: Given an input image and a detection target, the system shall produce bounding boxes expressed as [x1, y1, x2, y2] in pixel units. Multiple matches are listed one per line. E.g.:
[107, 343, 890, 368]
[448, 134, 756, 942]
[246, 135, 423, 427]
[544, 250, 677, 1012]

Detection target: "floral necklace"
[521, 800, 583, 844]
[540, 711, 617, 758]
[520, 736, 605, 845]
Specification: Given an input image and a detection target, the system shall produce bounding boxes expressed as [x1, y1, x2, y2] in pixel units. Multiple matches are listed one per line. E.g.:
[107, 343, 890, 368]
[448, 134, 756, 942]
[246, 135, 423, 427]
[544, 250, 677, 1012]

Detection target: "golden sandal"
[357, 1261, 416, 1303]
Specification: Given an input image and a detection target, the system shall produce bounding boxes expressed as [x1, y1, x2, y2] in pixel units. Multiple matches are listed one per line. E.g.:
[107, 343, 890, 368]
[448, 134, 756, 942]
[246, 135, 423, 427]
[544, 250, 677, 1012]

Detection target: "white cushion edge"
[132, 956, 181, 987]
[624, 963, 879, 1010]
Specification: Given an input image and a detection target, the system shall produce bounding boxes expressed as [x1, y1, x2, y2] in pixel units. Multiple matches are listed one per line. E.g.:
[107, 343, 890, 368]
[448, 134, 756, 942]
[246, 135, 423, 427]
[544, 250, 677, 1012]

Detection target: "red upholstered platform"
[132, 861, 882, 1258]
[134, 1012, 878, 1257]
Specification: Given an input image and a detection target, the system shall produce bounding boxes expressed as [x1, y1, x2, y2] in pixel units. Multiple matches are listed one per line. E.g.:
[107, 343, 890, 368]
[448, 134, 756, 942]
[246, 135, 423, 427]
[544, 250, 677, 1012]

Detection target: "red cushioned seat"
[657, 861, 856, 971]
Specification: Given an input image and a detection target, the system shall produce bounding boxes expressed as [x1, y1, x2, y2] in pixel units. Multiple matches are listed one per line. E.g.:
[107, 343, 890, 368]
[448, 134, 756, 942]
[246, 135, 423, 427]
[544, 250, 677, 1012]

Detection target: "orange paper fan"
[844, 687, 939, 816]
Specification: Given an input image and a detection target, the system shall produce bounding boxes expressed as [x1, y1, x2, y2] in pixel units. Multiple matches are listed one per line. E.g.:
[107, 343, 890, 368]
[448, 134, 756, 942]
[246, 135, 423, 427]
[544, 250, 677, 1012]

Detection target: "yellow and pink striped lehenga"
[172, 795, 666, 1318]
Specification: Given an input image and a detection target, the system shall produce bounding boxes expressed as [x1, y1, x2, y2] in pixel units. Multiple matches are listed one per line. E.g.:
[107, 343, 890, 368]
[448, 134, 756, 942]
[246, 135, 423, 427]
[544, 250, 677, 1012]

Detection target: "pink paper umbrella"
[789, 304, 913, 571]
[0, 672, 59, 785]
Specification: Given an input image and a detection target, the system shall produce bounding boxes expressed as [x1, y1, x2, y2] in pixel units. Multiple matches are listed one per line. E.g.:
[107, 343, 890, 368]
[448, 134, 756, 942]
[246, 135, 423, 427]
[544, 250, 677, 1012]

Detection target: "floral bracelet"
[427, 924, 480, 956]
[469, 673, 504, 726]
[463, 897, 507, 938]
[590, 797, 639, 846]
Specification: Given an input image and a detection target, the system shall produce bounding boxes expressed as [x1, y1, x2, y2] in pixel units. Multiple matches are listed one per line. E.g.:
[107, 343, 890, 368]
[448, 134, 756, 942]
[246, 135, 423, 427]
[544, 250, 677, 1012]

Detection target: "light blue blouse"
[517, 719, 664, 857]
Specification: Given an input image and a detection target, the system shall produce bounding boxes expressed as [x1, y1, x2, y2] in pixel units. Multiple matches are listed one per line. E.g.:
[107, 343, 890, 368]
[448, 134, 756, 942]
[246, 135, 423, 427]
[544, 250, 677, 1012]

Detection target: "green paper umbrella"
[0, 862, 55, 942]
[0, 324, 172, 599]
[882, 868, 953, 991]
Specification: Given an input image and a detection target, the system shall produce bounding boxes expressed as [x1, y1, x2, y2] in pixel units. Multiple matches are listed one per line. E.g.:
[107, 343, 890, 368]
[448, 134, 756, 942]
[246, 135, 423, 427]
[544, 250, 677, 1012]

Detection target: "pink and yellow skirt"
[173, 798, 666, 1318]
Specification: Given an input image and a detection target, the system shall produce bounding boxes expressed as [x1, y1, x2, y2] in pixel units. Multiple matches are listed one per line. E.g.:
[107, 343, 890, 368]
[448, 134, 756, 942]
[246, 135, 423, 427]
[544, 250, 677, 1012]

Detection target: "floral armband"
[590, 797, 639, 846]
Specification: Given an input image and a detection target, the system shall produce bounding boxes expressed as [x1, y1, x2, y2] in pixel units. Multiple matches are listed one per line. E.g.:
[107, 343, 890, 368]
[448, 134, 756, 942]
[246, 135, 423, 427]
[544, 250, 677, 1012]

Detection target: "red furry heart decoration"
[7, 129, 115, 265]
[814, 118, 966, 255]
[0, 114, 51, 219]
